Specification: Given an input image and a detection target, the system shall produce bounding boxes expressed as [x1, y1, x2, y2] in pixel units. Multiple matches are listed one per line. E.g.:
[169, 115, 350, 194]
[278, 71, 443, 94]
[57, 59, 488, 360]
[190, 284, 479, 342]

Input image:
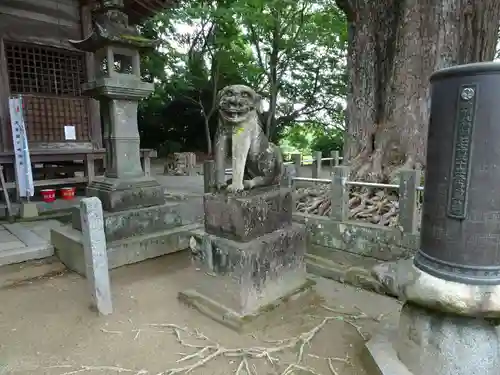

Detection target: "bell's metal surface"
[415, 62, 500, 285]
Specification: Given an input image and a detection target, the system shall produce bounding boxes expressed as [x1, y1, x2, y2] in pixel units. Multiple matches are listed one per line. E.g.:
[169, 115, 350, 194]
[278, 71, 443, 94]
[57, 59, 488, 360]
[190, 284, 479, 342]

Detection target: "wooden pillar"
[0, 38, 11, 152]
[80, 5, 102, 149]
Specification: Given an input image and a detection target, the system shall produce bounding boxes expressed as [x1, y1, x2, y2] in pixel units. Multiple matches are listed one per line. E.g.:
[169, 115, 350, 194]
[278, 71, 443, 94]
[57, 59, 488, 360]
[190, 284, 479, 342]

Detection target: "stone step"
[305, 248, 386, 295]
[306, 253, 346, 281]
[51, 222, 202, 276]
[71, 198, 203, 242]
[0, 223, 54, 267]
[308, 243, 383, 269]
[4, 223, 47, 246]
[0, 243, 54, 267]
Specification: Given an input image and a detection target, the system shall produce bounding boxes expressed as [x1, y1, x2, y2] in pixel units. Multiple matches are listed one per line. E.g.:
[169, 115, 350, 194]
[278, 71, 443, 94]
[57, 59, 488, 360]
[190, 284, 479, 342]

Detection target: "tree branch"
[335, 0, 355, 21]
[273, 61, 325, 128]
[248, 24, 270, 80]
[276, 103, 330, 127]
[277, 3, 310, 80]
[187, 19, 213, 58]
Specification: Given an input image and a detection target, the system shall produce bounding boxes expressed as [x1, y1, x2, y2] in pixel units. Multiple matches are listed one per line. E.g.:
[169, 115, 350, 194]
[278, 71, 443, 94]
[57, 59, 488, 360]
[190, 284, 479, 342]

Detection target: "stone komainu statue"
[214, 85, 284, 193]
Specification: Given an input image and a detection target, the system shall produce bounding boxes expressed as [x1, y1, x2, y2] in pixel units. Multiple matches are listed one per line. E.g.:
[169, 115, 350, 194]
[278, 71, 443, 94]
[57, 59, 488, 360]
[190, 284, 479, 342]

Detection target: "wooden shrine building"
[0, 0, 173, 193]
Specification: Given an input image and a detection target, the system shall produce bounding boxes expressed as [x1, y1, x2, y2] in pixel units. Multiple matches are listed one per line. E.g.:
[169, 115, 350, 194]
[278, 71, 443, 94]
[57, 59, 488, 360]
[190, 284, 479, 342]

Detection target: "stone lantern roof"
[70, 0, 160, 53]
[79, 0, 180, 25]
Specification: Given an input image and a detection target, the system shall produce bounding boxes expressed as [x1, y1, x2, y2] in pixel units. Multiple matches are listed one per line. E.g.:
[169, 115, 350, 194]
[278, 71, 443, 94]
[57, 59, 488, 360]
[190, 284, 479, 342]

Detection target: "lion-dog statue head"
[217, 84, 262, 126]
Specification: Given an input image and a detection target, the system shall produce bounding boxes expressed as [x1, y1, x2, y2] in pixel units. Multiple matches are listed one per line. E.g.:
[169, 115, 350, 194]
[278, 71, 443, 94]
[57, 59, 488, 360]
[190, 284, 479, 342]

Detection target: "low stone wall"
[294, 213, 419, 261]
[293, 213, 419, 296]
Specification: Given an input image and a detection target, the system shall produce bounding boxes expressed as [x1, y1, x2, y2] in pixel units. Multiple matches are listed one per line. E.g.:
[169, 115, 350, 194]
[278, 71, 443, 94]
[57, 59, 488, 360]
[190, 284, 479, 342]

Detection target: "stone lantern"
[69, 0, 164, 212]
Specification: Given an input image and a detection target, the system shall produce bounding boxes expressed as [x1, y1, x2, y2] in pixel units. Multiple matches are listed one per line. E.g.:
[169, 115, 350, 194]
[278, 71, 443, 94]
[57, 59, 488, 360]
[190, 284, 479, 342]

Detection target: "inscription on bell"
[447, 83, 477, 219]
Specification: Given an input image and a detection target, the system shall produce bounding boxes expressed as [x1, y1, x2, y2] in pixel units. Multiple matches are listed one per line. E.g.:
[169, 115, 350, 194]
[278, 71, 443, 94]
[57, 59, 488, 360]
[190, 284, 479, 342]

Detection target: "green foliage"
[280, 119, 344, 157]
[281, 125, 313, 154]
[136, 0, 349, 154]
[310, 129, 343, 156]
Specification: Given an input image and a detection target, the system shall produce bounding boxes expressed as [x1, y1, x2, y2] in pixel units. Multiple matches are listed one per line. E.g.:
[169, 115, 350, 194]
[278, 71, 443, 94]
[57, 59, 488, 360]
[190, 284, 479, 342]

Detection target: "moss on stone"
[119, 34, 156, 48]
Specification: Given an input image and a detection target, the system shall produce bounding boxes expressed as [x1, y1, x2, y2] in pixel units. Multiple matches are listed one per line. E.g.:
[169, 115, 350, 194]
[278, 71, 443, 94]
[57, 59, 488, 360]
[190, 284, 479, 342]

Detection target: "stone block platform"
[53, 222, 201, 276]
[51, 196, 204, 276]
[180, 187, 313, 331]
[0, 221, 59, 266]
[71, 201, 200, 242]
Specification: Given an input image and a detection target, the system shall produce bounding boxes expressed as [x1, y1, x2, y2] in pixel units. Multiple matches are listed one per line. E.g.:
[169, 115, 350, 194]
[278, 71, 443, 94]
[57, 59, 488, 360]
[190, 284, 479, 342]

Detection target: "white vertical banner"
[8, 96, 34, 198]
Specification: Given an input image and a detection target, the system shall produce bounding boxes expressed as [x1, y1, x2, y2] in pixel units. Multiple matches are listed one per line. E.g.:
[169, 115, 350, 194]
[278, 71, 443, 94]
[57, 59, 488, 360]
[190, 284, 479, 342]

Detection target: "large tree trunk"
[337, 0, 500, 182]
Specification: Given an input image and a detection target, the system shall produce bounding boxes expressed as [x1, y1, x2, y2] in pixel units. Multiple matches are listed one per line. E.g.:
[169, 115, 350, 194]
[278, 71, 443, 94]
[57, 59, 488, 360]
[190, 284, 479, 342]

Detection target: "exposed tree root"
[295, 184, 422, 230]
[151, 320, 350, 375]
[146, 305, 375, 375]
[48, 365, 148, 375]
[43, 306, 380, 375]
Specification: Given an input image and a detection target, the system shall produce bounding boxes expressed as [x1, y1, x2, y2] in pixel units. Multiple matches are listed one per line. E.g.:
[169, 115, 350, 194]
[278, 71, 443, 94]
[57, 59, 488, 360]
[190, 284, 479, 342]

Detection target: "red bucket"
[60, 187, 76, 200]
[40, 189, 56, 203]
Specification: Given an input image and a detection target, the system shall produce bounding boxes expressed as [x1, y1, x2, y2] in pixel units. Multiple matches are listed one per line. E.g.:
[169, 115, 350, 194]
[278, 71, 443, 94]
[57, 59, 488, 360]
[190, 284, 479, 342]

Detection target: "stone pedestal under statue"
[364, 63, 500, 375]
[180, 185, 313, 331]
[51, 0, 203, 273]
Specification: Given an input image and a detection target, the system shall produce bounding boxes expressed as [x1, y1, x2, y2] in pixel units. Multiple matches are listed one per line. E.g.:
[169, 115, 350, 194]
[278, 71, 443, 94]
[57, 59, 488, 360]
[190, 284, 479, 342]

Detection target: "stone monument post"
[366, 62, 500, 375]
[69, 0, 164, 212]
[80, 197, 112, 315]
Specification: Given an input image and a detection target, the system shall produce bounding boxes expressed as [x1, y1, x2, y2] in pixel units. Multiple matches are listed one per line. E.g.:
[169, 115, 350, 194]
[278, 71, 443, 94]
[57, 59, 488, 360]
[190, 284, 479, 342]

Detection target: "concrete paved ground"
[0, 221, 64, 267]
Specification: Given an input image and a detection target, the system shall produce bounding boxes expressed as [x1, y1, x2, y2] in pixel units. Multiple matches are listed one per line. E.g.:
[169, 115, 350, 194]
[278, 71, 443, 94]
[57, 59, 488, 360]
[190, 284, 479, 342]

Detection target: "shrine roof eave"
[79, 0, 179, 24]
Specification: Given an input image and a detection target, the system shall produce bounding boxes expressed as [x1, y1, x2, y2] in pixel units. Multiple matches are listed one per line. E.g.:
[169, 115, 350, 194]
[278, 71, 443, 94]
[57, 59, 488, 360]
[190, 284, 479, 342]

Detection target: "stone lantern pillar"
[69, 0, 164, 212]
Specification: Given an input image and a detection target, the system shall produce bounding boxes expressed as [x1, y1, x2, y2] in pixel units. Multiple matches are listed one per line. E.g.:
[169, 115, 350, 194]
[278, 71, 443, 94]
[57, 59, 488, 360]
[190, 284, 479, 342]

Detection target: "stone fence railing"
[290, 166, 423, 234]
[284, 151, 343, 179]
[291, 166, 423, 268]
[225, 150, 344, 177]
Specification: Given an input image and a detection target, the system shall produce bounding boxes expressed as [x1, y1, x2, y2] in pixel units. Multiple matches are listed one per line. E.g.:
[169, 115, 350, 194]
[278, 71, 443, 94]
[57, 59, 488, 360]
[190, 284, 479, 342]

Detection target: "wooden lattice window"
[4, 42, 91, 142]
[5, 42, 85, 95]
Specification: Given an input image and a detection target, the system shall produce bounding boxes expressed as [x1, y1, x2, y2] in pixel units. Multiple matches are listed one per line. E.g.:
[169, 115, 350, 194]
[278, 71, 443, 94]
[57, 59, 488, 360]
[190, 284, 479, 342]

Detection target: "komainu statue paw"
[226, 183, 244, 193]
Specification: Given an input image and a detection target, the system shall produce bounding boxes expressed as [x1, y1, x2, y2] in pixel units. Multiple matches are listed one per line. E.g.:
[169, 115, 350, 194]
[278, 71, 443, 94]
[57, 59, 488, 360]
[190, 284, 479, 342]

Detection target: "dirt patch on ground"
[0, 251, 401, 375]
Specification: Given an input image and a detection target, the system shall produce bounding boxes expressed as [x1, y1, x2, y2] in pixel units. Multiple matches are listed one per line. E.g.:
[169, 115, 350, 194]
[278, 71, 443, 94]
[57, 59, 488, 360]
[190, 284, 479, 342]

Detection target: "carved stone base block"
[86, 176, 165, 212]
[363, 303, 500, 375]
[180, 223, 312, 331]
[204, 187, 293, 242]
[52, 222, 201, 276]
[71, 201, 203, 242]
[52, 194, 204, 276]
